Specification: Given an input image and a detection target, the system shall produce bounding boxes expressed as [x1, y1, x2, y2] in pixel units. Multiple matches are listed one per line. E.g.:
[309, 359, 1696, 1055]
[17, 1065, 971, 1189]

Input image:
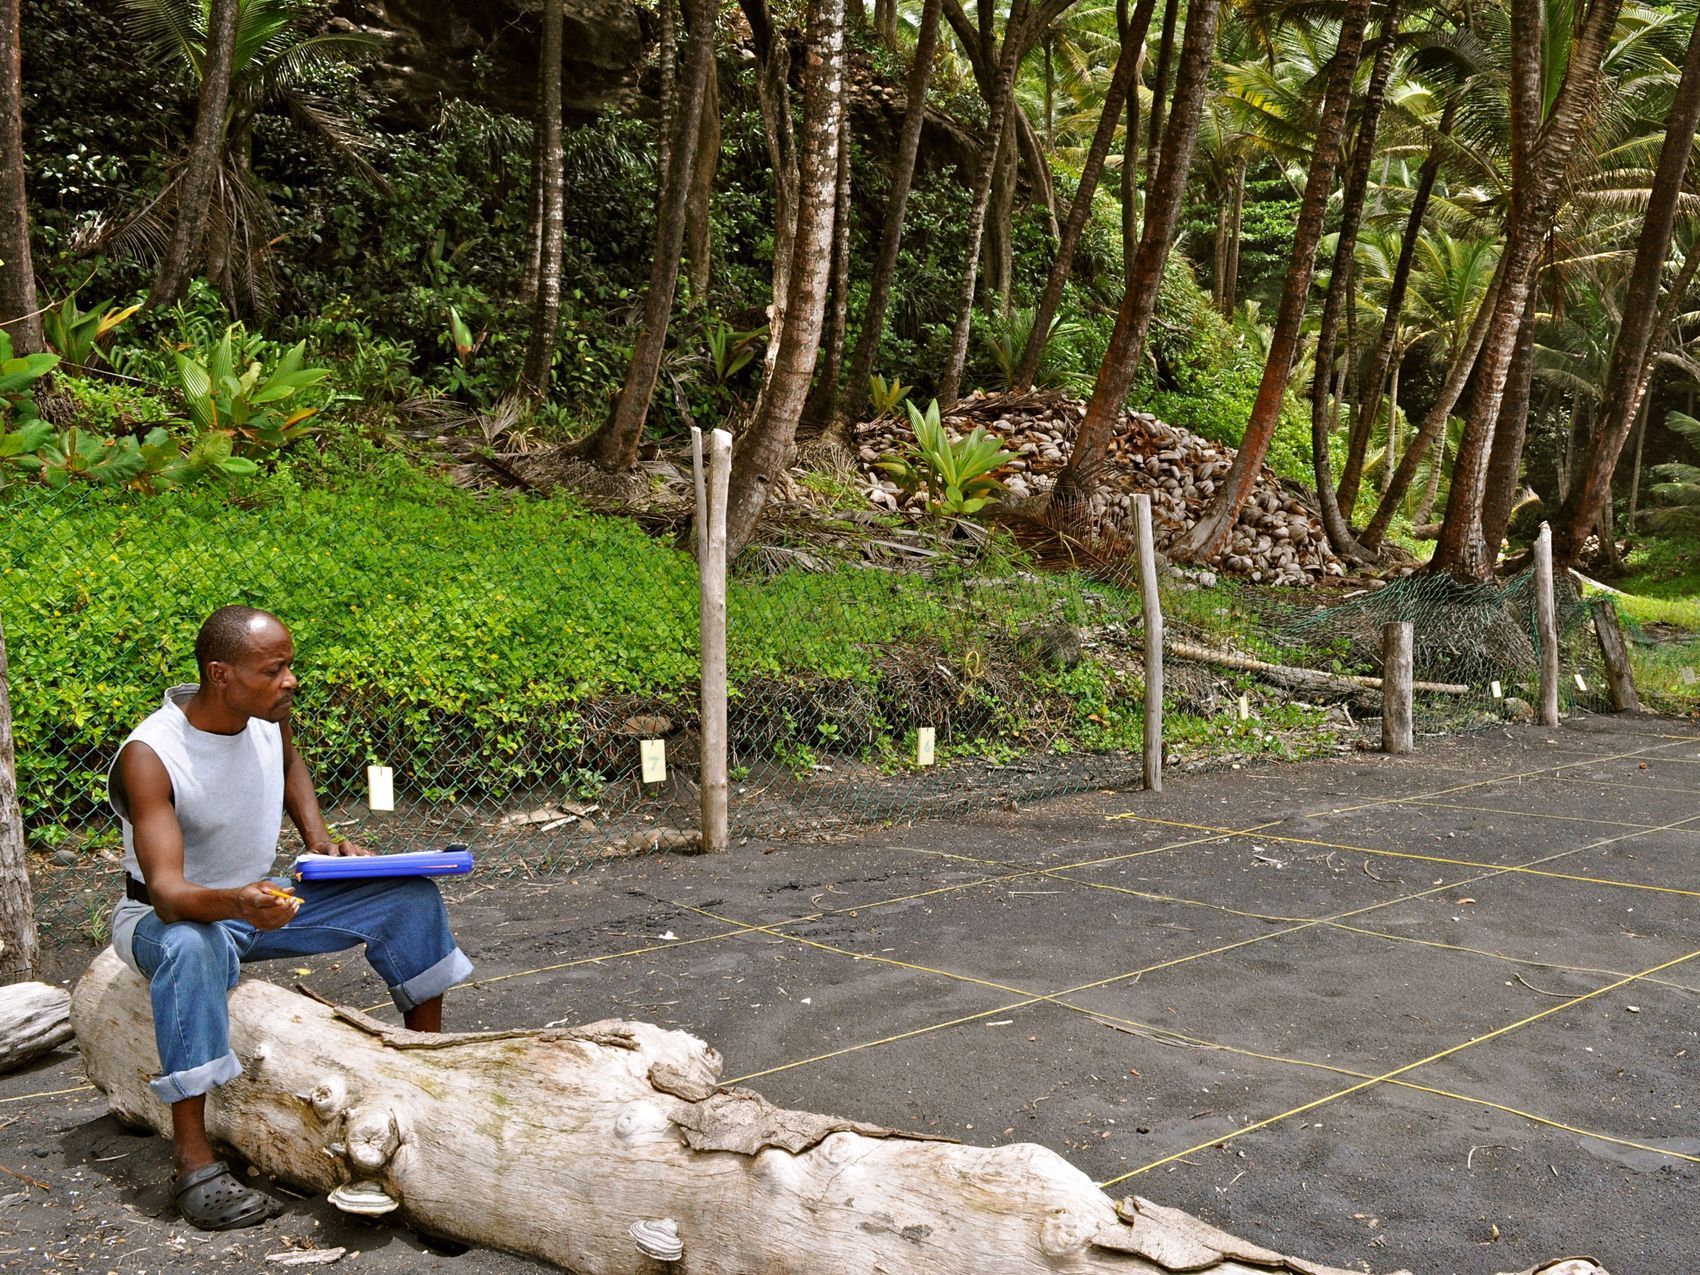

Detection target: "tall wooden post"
[1590, 600, 1641, 713]
[693, 428, 732, 852]
[1134, 495, 1163, 792]
[1381, 621, 1413, 754]
[1534, 522, 1560, 727]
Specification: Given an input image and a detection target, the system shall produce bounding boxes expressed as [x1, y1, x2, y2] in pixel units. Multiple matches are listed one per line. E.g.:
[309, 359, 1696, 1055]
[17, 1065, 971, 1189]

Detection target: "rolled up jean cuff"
[392, 946, 474, 1012]
[150, 1050, 242, 1104]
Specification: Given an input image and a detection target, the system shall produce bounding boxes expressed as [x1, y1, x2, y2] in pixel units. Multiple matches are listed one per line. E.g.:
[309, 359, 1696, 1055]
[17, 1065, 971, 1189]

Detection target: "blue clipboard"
[292, 845, 474, 881]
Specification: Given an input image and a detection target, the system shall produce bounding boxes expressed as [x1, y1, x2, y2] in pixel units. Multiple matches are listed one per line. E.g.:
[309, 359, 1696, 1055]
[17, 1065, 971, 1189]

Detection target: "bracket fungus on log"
[70, 951, 1604, 1275]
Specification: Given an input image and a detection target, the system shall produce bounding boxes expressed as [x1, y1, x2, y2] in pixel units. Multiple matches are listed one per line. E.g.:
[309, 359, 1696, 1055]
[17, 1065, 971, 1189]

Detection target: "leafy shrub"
[175, 325, 332, 453]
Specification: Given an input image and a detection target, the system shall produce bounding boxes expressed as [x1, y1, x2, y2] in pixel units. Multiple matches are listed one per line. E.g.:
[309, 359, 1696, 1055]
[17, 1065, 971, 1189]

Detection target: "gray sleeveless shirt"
[107, 685, 286, 969]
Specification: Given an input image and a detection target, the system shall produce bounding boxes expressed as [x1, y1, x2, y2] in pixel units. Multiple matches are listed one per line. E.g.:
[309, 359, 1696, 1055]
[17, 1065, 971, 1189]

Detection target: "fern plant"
[876, 399, 1015, 516]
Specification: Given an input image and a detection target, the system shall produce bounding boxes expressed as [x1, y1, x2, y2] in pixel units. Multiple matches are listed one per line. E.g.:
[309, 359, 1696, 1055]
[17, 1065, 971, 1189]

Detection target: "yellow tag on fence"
[640, 739, 667, 784]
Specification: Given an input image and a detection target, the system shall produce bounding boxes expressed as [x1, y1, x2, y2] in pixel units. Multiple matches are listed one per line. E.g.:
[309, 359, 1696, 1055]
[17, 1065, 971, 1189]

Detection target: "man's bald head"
[195, 606, 287, 679]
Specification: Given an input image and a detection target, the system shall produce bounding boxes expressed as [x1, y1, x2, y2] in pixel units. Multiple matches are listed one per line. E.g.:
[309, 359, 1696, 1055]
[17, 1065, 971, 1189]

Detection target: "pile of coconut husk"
[850, 390, 1345, 585]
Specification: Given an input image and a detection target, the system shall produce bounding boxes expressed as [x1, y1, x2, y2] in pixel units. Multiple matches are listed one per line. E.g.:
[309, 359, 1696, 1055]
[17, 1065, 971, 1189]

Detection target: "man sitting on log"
[107, 605, 475, 1231]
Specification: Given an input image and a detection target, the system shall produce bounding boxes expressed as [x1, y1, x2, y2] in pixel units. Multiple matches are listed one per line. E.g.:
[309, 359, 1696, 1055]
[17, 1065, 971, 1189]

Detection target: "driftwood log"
[0, 980, 73, 1072]
[72, 952, 1600, 1275]
[1169, 639, 1470, 699]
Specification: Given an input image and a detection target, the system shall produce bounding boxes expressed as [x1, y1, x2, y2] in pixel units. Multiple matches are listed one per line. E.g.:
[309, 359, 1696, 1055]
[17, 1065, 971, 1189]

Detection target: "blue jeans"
[129, 876, 474, 1104]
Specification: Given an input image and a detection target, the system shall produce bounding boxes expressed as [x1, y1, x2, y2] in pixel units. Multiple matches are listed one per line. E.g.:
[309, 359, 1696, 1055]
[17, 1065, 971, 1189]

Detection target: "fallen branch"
[1169, 639, 1470, 697]
[0, 981, 73, 1074]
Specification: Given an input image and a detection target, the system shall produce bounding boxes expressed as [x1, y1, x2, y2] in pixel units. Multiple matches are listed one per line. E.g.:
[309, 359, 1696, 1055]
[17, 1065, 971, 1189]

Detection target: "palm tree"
[1176, 0, 1376, 562]
[1552, 14, 1700, 565]
[120, 0, 380, 310]
[0, 0, 41, 353]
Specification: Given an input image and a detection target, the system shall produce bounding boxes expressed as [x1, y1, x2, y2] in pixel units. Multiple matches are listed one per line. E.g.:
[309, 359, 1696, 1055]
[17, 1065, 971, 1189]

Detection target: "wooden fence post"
[1381, 621, 1413, 755]
[1590, 600, 1641, 713]
[1534, 523, 1560, 727]
[694, 428, 732, 853]
[1134, 495, 1163, 793]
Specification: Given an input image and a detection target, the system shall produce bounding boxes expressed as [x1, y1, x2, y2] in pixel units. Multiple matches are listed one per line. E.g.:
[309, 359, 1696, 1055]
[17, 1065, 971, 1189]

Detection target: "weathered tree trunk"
[1339, 103, 1454, 515]
[1050, 0, 1221, 512]
[0, 615, 36, 984]
[1014, 106, 1059, 242]
[68, 950, 1456, 1275]
[1309, 0, 1404, 561]
[1359, 247, 1509, 551]
[1014, 2, 1153, 391]
[146, 0, 239, 309]
[1478, 286, 1541, 555]
[1550, 17, 1700, 567]
[936, 0, 1031, 409]
[1381, 340, 1401, 498]
[1175, 0, 1372, 561]
[0, 0, 41, 355]
[685, 56, 721, 302]
[1, 982, 68, 1068]
[1431, 0, 1624, 578]
[835, 0, 944, 431]
[576, 0, 717, 470]
[521, 0, 566, 397]
[1143, 0, 1179, 190]
[725, 0, 846, 555]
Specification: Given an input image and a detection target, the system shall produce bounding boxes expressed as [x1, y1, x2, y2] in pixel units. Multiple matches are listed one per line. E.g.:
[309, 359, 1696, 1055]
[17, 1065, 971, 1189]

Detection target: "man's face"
[212, 619, 298, 723]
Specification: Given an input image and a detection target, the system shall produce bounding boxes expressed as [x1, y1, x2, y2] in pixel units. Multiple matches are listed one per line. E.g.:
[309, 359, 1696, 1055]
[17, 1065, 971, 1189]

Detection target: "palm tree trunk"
[1338, 102, 1455, 514]
[836, 0, 944, 429]
[1431, 0, 1625, 578]
[521, 0, 566, 397]
[1477, 285, 1540, 554]
[1382, 340, 1401, 497]
[1120, 14, 1139, 291]
[1013, 1, 1153, 391]
[1221, 156, 1244, 314]
[1175, 0, 1372, 561]
[1309, 0, 1405, 561]
[1550, 16, 1700, 566]
[1144, 0, 1179, 190]
[1051, 0, 1221, 510]
[684, 57, 721, 302]
[1625, 382, 1650, 539]
[0, 0, 41, 355]
[936, 0, 1031, 408]
[749, 0, 800, 384]
[726, 0, 847, 554]
[803, 67, 853, 425]
[0, 614, 36, 982]
[1359, 253, 1508, 550]
[1412, 417, 1446, 525]
[985, 114, 1019, 315]
[657, 0, 678, 199]
[146, 0, 239, 309]
[577, 0, 716, 469]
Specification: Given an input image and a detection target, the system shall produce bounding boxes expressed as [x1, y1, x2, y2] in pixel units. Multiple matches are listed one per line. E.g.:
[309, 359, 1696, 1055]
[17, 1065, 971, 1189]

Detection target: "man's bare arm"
[281, 719, 371, 856]
[118, 742, 295, 929]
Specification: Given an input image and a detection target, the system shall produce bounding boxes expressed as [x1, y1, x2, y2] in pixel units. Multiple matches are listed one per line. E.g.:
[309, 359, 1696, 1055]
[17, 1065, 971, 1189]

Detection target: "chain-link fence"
[6, 465, 1160, 949]
[7, 457, 1622, 953]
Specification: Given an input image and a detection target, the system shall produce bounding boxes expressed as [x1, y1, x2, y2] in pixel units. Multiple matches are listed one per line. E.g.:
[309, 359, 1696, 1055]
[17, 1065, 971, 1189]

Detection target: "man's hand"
[235, 882, 300, 930]
[307, 836, 375, 858]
